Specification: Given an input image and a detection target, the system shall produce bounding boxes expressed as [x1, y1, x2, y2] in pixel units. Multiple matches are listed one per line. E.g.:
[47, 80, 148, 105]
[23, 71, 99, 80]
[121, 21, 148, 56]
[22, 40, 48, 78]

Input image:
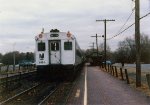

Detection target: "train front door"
[49, 41, 61, 64]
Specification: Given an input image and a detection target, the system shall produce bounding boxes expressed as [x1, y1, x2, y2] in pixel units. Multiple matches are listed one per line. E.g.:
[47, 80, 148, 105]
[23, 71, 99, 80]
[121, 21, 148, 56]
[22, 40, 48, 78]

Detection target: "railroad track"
[42, 70, 82, 105]
[0, 84, 40, 105]
[0, 68, 83, 105]
[38, 86, 58, 105]
[0, 82, 59, 105]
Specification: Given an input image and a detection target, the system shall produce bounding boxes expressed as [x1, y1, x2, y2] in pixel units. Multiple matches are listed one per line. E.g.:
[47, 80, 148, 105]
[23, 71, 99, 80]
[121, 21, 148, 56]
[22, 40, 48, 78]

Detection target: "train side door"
[49, 41, 61, 64]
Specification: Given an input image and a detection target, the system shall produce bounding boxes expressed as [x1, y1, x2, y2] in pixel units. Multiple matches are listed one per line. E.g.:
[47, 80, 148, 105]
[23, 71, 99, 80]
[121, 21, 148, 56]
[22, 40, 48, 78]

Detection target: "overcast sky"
[0, 0, 150, 54]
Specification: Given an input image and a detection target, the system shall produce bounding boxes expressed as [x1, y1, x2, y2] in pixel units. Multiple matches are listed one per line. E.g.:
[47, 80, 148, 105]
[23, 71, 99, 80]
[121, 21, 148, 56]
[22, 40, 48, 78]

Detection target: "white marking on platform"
[75, 89, 80, 98]
[84, 65, 87, 105]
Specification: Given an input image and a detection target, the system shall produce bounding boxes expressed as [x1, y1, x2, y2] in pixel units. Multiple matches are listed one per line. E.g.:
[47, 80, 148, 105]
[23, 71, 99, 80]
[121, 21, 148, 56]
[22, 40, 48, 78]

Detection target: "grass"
[0, 66, 35, 74]
[102, 65, 150, 97]
[115, 66, 150, 97]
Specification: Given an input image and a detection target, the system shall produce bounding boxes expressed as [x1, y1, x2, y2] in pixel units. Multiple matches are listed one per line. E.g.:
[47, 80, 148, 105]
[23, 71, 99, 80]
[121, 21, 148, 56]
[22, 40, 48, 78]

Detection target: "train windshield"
[51, 42, 59, 51]
[38, 42, 45, 51]
[64, 42, 72, 50]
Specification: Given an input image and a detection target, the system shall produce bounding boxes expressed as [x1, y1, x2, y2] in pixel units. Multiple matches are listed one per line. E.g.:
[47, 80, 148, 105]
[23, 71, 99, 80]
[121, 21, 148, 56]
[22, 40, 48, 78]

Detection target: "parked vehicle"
[19, 60, 34, 67]
[103, 60, 112, 65]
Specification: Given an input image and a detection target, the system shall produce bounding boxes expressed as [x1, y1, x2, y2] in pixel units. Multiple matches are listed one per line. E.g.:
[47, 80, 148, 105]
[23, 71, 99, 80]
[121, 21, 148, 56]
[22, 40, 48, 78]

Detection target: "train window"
[51, 42, 59, 51]
[64, 42, 72, 50]
[38, 42, 45, 51]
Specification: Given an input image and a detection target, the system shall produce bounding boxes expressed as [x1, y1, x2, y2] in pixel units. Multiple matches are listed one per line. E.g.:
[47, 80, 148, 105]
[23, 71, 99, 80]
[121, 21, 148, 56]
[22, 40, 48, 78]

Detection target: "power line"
[107, 12, 150, 40]
[107, 23, 134, 40]
[140, 12, 150, 19]
[113, 1, 135, 40]
[116, 10, 134, 36]
[107, 0, 134, 40]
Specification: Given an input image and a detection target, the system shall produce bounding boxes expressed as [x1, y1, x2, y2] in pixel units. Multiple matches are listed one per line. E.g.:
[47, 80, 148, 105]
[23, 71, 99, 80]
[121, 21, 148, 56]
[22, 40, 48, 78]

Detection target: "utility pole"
[96, 19, 115, 69]
[13, 43, 16, 71]
[92, 42, 94, 52]
[91, 34, 101, 57]
[89, 42, 95, 52]
[135, 0, 141, 87]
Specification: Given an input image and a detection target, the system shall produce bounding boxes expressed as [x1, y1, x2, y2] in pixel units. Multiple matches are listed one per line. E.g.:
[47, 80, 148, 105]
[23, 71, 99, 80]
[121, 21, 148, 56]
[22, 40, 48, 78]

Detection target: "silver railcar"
[35, 29, 84, 79]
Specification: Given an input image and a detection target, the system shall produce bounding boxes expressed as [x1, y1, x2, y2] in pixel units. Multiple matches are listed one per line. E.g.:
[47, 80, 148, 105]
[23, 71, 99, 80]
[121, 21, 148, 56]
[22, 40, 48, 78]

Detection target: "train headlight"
[39, 34, 43, 38]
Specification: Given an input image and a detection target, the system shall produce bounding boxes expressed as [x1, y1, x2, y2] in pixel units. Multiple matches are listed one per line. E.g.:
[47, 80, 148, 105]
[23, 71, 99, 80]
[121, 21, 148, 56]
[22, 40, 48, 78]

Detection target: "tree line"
[0, 52, 34, 65]
[114, 33, 150, 63]
[86, 33, 150, 64]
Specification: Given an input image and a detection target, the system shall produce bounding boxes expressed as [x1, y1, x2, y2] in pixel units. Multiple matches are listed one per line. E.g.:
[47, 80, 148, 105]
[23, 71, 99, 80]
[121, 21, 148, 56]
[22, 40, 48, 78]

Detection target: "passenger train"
[35, 29, 84, 79]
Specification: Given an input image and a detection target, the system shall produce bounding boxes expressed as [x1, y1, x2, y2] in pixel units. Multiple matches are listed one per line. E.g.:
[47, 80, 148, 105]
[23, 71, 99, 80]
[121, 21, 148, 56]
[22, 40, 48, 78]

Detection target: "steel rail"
[38, 85, 59, 105]
[0, 83, 40, 105]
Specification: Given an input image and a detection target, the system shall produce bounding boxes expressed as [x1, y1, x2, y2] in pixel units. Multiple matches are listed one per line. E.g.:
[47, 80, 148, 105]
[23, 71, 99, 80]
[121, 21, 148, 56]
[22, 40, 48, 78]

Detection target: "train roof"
[35, 31, 76, 41]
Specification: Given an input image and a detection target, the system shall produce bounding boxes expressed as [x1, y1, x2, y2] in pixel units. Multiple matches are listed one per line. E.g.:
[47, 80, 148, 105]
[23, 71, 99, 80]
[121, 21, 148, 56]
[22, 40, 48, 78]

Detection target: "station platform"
[67, 64, 150, 105]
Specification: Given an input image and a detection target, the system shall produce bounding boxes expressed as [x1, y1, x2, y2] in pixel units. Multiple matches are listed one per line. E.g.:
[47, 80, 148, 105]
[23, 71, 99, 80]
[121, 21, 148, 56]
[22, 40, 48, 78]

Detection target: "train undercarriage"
[36, 64, 83, 81]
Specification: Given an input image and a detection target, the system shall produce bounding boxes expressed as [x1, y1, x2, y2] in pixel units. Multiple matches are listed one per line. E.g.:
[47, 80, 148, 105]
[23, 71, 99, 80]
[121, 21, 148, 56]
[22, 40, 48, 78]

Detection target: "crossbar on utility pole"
[91, 34, 101, 57]
[135, 0, 141, 87]
[96, 19, 115, 69]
